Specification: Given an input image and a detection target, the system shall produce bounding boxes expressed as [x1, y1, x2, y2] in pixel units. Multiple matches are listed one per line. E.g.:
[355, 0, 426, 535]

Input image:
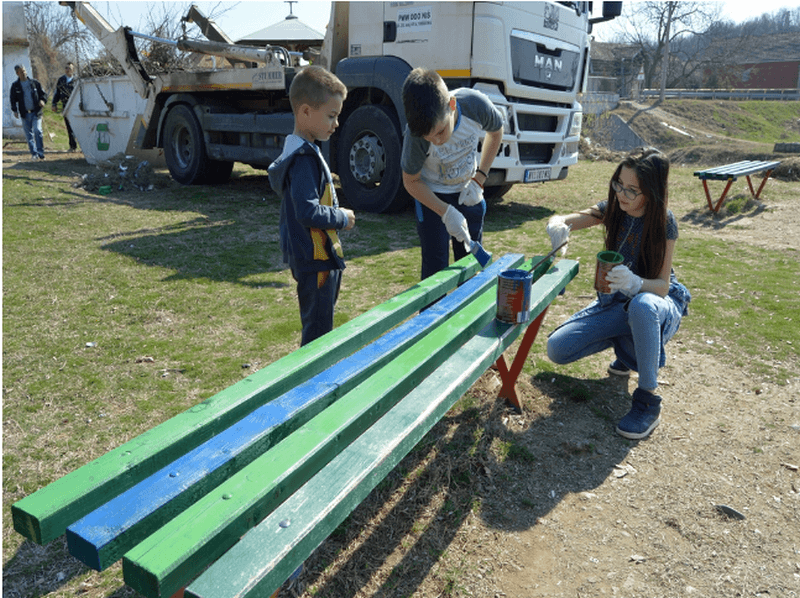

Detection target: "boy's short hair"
[402, 68, 450, 138]
[289, 65, 347, 113]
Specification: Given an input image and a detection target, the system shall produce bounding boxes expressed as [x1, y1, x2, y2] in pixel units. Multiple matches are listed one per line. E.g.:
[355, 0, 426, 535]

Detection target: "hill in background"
[582, 99, 800, 179]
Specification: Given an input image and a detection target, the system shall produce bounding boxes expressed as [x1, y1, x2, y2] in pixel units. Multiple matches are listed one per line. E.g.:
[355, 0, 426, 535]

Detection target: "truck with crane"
[63, 1, 621, 212]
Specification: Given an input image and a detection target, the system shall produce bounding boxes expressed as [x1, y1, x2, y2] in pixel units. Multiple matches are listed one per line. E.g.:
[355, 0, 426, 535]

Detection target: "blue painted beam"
[66, 254, 525, 571]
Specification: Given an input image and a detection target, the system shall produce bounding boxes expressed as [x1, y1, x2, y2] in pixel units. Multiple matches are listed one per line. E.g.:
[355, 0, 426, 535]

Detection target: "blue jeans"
[547, 291, 684, 391]
[21, 112, 44, 158]
[415, 193, 486, 280]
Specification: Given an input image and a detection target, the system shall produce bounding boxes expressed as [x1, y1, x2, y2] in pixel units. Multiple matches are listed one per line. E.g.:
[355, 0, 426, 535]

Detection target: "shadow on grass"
[680, 196, 768, 230]
[5, 159, 555, 288]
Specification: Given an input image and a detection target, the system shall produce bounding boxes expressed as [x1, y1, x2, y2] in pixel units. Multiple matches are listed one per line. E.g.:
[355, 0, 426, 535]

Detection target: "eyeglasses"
[611, 179, 642, 201]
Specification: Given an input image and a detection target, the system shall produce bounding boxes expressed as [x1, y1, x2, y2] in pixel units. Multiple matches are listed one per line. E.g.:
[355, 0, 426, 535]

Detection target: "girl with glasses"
[544, 148, 691, 440]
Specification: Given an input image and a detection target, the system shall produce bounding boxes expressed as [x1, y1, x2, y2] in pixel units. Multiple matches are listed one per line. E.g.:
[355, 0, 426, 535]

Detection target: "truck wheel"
[336, 104, 411, 213]
[163, 104, 210, 185]
[484, 183, 514, 201]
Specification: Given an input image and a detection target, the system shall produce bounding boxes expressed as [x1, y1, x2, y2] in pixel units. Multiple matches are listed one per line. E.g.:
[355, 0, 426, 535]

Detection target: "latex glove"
[442, 205, 471, 244]
[546, 215, 571, 256]
[458, 178, 484, 206]
[606, 265, 643, 297]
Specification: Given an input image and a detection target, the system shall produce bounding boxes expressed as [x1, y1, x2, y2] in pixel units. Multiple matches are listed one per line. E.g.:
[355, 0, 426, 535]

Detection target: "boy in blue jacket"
[268, 66, 355, 346]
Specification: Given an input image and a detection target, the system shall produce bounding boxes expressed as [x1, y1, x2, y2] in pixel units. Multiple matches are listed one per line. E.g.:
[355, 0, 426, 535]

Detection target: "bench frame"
[694, 160, 780, 213]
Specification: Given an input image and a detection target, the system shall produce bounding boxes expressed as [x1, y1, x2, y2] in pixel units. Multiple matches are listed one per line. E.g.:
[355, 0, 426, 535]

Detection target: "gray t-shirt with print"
[401, 88, 502, 195]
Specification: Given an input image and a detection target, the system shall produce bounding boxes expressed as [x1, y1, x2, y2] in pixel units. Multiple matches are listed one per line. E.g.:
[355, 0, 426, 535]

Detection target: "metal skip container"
[63, 76, 165, 166]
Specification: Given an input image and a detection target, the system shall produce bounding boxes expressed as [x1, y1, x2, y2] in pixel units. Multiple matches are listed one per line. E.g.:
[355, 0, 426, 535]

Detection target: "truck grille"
[519, 143, 554, 163]
[516, 113, 558, 133]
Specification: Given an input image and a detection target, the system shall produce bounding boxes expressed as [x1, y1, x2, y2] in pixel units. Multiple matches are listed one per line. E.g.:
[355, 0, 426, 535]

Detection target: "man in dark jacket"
[52, 62, 78, 152]
[10, 64, 47, 160]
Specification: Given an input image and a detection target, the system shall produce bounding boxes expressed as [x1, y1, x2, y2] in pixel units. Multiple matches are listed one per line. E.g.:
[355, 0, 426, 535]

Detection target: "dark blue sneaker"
[616, 389, 662, 439]
[608, 359, 631, 377]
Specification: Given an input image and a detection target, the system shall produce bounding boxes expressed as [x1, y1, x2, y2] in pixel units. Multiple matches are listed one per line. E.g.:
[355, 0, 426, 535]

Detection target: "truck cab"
[325, 1, 620, 212]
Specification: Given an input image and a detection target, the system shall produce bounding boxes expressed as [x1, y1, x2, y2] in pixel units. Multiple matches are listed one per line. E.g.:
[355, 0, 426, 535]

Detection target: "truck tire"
[163, 104, 233, 185]
[336, 104, 411, 213]
[484, 183, 514, 201]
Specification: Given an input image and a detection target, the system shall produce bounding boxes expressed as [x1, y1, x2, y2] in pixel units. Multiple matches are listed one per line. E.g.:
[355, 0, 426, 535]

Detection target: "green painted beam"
[11, 258, 479, 545]
[184, 259, 579, 598]
[121, 275, 511, 598]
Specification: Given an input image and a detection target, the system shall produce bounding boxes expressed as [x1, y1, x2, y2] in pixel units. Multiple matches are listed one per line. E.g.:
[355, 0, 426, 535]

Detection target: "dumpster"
[64, 75, 165, 166]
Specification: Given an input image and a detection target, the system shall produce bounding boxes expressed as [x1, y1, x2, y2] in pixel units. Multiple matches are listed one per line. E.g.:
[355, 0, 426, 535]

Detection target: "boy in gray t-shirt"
[401, 68, 503, 280]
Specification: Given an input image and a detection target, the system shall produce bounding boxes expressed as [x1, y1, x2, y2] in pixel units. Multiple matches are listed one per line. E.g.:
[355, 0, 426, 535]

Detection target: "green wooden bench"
[693, 160, 781, 212]
[12, 252, 578, 598]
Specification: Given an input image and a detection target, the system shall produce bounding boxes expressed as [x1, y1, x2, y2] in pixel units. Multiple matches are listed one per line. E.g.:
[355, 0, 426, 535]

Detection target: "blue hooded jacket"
[268, 135, 348, 272]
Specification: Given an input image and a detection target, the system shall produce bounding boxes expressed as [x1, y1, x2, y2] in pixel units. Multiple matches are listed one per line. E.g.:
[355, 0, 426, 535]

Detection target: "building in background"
[3, 2, 31, 139]
[236, 4, 324, 65]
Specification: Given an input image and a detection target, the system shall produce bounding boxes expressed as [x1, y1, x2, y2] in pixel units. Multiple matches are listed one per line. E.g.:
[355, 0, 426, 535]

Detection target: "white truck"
[64, 1, 620, 212]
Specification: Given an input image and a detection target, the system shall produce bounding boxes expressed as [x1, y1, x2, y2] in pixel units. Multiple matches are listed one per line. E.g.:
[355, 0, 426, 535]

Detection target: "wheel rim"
[171, 124, 192, 169]
[348, 133, 385, 186]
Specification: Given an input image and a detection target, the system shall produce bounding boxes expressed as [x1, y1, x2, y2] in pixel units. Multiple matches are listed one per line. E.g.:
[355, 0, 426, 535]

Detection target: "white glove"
[458, 178, 484, 206]
[442, 205, 471, 244]
[546, 215, 571, 256]
[606, 265, 643, 297]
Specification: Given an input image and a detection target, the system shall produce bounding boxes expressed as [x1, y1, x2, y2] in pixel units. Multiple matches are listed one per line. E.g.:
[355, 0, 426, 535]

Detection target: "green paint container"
[594, 250, 624, 293]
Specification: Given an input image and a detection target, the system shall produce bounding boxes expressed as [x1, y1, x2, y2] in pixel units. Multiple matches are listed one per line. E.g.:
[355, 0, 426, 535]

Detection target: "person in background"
[545, 148, 691, 440]
[10, 64, 47, 160]
[268, 66, 356, 346]
[400, 68, 503, 281]
[52, 62, 78, 152]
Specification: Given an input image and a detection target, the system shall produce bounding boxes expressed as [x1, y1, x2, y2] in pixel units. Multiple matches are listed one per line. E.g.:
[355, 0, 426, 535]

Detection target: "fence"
[641, 88, 800, 101]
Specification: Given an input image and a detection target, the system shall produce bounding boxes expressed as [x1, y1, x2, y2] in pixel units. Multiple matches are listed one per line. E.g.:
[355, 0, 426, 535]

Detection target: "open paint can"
[594, 250, 624, 293]
[496, 269, 533, 323]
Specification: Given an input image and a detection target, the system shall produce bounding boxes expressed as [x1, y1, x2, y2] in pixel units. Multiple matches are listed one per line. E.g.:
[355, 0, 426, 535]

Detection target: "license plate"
[524, 168, 551, 183]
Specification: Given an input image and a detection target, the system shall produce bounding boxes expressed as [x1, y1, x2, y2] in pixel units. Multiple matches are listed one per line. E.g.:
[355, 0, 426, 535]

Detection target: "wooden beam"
[66, 255, 524, 572]
[183, 259, 579, 598]
[12, 258, 480, 545]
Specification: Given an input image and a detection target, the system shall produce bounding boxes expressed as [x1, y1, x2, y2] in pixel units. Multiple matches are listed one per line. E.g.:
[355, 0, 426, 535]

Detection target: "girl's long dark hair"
[604, 148, 670, 280]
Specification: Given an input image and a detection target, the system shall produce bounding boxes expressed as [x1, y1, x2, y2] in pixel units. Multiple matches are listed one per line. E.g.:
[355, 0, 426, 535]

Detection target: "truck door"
[382, 2, 472, 75]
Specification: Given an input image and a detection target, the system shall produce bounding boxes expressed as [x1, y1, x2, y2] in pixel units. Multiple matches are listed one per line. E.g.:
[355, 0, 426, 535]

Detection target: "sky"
[92, 0, 800, 43]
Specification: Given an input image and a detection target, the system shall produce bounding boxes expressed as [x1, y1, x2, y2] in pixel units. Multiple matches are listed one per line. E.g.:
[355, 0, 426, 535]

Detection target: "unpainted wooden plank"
[12, 259, 479, 545]
[183, 259, 579, 598]
[65, 255, 523, 572]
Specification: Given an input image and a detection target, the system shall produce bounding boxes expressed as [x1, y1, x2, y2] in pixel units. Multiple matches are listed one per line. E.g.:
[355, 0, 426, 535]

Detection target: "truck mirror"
[602, 2, 622, 18]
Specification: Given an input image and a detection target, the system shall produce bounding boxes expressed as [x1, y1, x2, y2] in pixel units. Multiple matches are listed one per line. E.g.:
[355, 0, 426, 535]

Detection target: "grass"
[4, 107, 800, 597]
[659, 99, 800, 144]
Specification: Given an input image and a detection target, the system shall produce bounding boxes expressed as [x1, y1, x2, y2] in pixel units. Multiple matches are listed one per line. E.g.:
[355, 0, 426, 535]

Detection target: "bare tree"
[615, 1, 749, 88]
[23, 1, 96, 90]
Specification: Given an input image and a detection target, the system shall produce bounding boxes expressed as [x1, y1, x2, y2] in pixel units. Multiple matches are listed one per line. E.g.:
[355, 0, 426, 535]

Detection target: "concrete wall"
[3, 2, 30, 139]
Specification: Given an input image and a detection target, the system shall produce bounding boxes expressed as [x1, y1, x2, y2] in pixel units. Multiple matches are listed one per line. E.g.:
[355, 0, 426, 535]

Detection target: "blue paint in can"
[496, 269, 532, 323]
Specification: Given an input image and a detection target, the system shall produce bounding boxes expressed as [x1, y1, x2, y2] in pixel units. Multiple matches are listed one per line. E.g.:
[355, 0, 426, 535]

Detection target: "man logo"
[534, 55, 563, 73]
